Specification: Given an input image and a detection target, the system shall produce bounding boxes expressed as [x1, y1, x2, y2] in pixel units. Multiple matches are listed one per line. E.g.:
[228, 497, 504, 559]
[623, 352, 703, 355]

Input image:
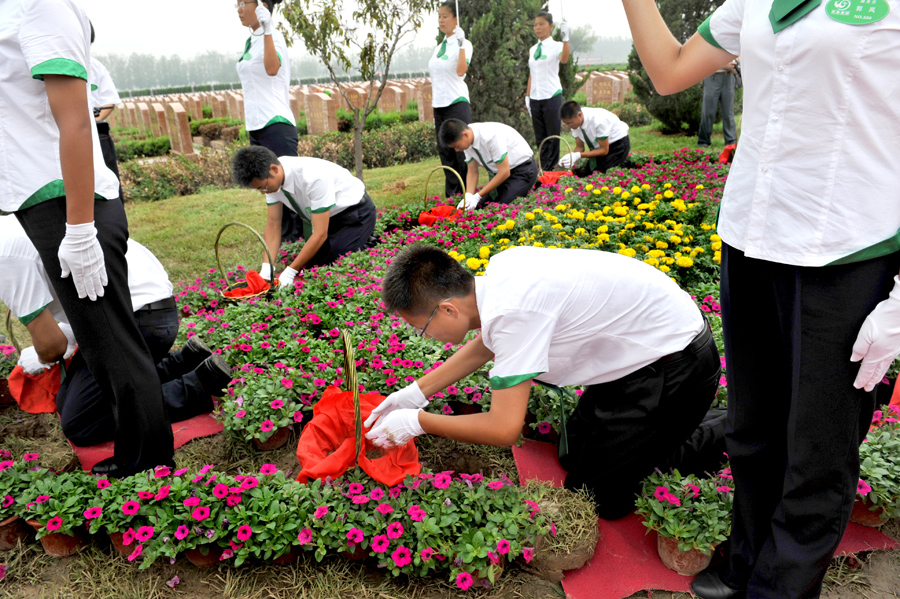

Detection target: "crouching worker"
[0, 216, 231, 452]
[366, 244, 726, 519]
[558, 100, 631, 177]
[439, 119, 538, 211]
[231, 146, 377, 288]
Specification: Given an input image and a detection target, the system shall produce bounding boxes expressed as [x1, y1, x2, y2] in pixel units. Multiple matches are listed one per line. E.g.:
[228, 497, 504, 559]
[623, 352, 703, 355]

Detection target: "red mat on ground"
[512, 439, 900, 599]
[70, 412, 223, 472]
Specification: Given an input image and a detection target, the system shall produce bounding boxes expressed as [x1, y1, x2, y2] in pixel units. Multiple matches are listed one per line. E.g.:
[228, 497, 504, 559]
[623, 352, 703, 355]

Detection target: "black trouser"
[479, 159, 540, 206]
[15, 197, 174, 474]
[96, 121, 123, 203]
[303, 193, 378, 268]
[56, 304, 213, 447]
[433, 101, 472, 198]
[572, 136, 632, 178]
[719, 244, 900, 598]
[530, 94, 563, 171]
[249, 121, 300, 244]
[559, 323, 726, 520]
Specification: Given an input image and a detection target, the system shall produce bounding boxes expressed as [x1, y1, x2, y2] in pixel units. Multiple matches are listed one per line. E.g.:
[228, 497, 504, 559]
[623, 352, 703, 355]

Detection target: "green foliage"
[604, 99, 654, 127]
[190, 117, 243, 137]
[0, 455, 47, 520]
[627, 0, 725, 134]
[16, 470, 96, 539]
[0, 345, 17, 379]
[201, 105, 213, 119]
[115, 135, 171, 162]
[335, 107, 419, 133]
[120, 150, 236, 203]
[296, 121, 437, 170]
[858, 409, 900, 519]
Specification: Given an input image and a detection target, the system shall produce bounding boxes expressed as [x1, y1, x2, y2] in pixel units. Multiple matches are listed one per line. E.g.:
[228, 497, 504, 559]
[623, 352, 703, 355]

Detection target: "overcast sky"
[82, 0, 631, 58]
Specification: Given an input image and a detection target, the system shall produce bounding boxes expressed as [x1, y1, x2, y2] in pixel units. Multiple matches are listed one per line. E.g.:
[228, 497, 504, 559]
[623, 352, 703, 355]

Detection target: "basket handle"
[339, 330, 361, 463]
[213, 221, 275, 287]
[423, 165, 466, 211]
[4, 309, 21, 355]
[536, 135, 574, 178]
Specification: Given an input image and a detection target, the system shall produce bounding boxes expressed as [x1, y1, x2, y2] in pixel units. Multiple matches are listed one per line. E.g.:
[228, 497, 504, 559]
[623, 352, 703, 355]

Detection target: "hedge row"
[296, 121, 437, 171]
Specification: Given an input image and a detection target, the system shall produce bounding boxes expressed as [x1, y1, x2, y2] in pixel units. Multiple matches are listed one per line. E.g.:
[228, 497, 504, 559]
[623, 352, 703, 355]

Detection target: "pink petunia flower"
[496, 539, 510, 555]
[348, 483, 365, 495]
[456, 572, 473, 591]
[122, 500, 140, 515]
[537, 422, 552, 435]
[260, 464, 277, 475]
[174, 525, 190, 540]
[22, 453, 40, 462]
[346, 528, 364, 544]
[240, 476, 259, 490]
[420, 547, 434, 561]
[226, 494, 242, 507]
[137, 491, 155, 500]
[155, 485, 171, 501]
[293, 411, 304, 423]
[386, 521, 404, 539]
[213, 484, 230, 499]
[36, 495, 50, 503]
[46, 517, 62, 531]
[391, 545, 412, 568]
[280, 378, 293, 389]
[487, 481, 504, 490]
[297, 528, 312, 544]
[236, 525, 253, 541]
[123, 528, 135, 545]
[192, 506, 210, 521]
[154, 466, 172, 478]
[523, 547, 534, 563]
[352, 495, 370, 504]
[136, 526, 154, 542]
[857, 479, 872, 496]
[97, 478, 111, 490]
[235, 410, 246, 418]
[371, 534, 390, 553]
[270, 399, 284, 410]
[260, 420, 274, 432]
[433, 473, 452, 489]
[370, 488, 385, 501]
[84, 506, 102, 519]
[717, 486, 733, 493]
[683, 483, 700, 499]
[183, 497, 200, 507]
[127, 543, 143, 563]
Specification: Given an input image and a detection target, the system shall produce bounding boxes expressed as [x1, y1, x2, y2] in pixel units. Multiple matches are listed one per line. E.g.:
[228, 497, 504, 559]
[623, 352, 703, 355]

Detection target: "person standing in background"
[697, 59, 737, 149]
[89, 23, 123, 202]
[526, 11, 569, 172]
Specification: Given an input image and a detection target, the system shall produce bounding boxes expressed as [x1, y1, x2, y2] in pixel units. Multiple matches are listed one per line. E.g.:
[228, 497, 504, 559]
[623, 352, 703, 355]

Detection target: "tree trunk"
[353, 121, 365, 181]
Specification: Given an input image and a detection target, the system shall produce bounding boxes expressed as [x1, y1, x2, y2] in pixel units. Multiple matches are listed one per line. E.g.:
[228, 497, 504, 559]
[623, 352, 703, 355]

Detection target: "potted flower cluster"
[16, 468, 96, 557]
[635, 468, 734, 576]
[219, 368, 310, 450]
[853, 405, 900, 527]
[0, 453, 45, 551]
[0, 345, 17, 406]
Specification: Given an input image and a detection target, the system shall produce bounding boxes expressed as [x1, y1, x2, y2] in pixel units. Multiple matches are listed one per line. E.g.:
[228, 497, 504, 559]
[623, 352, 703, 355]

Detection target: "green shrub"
[334, 107, 419, 134]
[296, 116, 307, 136]
[119, 148, 236, 202]
[295, 121, 436, 170]
[202, 105, 213, 119]
[110, 127, 144, 143]
[604, 99, 653, 128]
[190, 117, 243, 137]
[116, 135, 171, 161]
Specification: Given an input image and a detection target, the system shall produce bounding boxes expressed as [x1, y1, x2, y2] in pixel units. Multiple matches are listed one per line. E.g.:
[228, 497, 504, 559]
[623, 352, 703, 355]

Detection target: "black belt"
[657, 320, 713, 365]
[137, 296, 176, 312]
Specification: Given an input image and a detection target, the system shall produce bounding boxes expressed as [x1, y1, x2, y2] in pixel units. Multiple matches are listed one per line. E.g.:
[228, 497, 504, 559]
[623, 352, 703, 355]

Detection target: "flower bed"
[856, 406, 900, 520]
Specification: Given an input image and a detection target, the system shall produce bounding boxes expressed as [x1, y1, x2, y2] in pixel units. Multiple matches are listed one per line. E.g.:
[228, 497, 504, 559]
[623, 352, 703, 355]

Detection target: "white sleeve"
[484, 311, 554, 390]
[463, 40, 473, 64]
[0, 257, 54, 326]
[91, 60, 120, 106]
[19, 0, 89, 81]
[698, 0, 745, 56]
[490, 132, 509, 165]
[307, 176, 336, 214]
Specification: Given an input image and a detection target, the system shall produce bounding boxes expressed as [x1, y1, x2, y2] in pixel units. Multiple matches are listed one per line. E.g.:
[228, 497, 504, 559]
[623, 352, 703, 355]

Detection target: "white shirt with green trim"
[89, 57, 120, 112]
[571, 107, 629, 148]
[265, 157, 366, 219]
[0, 0, 120, 213]
[237, 29, 295, 131]
[475, 246, 704, 390]
[528, 38, 564, 101]
[428, 37, 473, 108]
[464, 123, 534, 174]
[698, 0, 900, 267]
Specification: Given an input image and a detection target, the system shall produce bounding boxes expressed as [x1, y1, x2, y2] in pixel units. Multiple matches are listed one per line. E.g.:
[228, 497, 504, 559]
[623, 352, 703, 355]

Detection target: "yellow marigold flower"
[644, 257, 659, 267]
[593, 189, 602, 195]
[555, 204, 567, 212]
[663, 183, 672, 189]
[481, 259, 489, 266]
[714, 251, 721, 263]
[656, 241, 668, 249]
[691, 247, 704, 257]
[613, 207, 628, 217]
[621, 192, 631, 200]
[696, 184, 704, 190]
[551, 223, 563, 229]
[641, 184, 651, 190]
[618, 248, 637, 257]
[701, 223, 711, 230]
[565, 187, 573, 193]
[659, 265, 671, 273]
[475, 271, 485, 276]
[664, 190, 675, 199]
[466, 257, 482, 270]
[532, 225, 542, 231]
[585, 213, 596, 221]
[670, 235, 682, 244]
[585, 184, 594, 191]
[598, 225, 609, 233]
[455, 255, 465, 262]
[638, 203, 651, 210]
[712, 241, 722, 251]
[479, 246, 491, 259]
[448, 250, 458, 257]
[625, 223, 636, 229]
[665, 220, 677, 226]
[710, 234, 721, 242]
[655, 194, 663, 201]
[613, 186, 622, 194]
[631, 186, 642, 194]
[648, 249, 665, 258]
[664, 257, 675, 265]
[547, 244, 558, 249]
[598, 233, 610, 242]
[525, 213, 535, 220]
[533, 242, 544, 247]
[601, 186, 609, 191]
[506, 220, 515, 228]
[574, 227, 586, 235]
[498, 238, 510, 245]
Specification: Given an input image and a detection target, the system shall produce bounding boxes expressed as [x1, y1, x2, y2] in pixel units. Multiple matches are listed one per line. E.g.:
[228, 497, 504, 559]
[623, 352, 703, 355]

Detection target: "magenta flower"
[183, 497, 200, 507]
[36, 495, 50, 503]
[46, 517, 62, 531]
[260, 420, 274, 432]
[1, 495, 11, 508]
[487, 481, 504, 490]
[386, 522, 404, 539]
[496, 539, 510, 555]
[174, 525, 190, 540]
[420, 547, 434, 561]
[683, 483, 700, 499]
[174, 468, 189, 477]
[551, 522, 557, 537]
[456, 572, 473, 591]
[653, 486, 669, 501]
[136, 526, 154, 542]
[352, 495, 370, 505]
[123, 528, 135, 545]
[433, 473, 452, 489]
[719, 376, 727, 387]
[240, 476, 259, 490]
[523, 547, 534, 563]
[857, 480, 872, 496]
[293, 411, 304, 423]
[346, 528, 364, 544]
[97, 478, 111, 490]
[213, 484, 230, 499]
[192, 506, 210, 521]
[297, 528, 312, 544]
[348, 482, 365, 495]
[155, 485, 171, 501]
[370, 488, 385, 501]
[280, 378, 293, 389]
[717, 486, 733, 493]
[391, 545, 412, 568]
[314, 505, 329, 518]
[127, 543, 143, 563]
[122, 500, 140, 515]
[226, 494, 242, 507]
[371, 534, 390, 553]
[235, 410, 246, 418]
[260, 464, 277, 475]
[23, 453, 40, 462]
[154, 465, 172, 478]
[270, 399, 284, 410]
[137, 491, 155, 500]
[236, 525, 253, 541]
[376, 502, 393, 515]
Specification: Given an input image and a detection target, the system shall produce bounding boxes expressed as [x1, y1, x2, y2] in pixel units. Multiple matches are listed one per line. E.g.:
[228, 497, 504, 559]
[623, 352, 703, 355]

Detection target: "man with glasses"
[231, 146, 377, 287]
[366, 243, 727, 519]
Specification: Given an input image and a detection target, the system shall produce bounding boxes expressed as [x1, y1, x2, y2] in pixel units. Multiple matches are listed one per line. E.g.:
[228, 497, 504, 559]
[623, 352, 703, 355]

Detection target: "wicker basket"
[423, 165, 466, 211]
[213, 221, 276, 302]
[339, 329, 362, 462]
[536, 135, 574, 178]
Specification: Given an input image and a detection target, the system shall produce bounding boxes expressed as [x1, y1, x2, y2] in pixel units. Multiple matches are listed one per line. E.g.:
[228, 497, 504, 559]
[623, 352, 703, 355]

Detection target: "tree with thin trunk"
[282, 0, 438, 180]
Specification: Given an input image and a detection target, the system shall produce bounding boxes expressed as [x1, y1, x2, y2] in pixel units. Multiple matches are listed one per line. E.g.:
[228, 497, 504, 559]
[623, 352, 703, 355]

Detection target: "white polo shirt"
[428, 37, 473, 108]
[237, 29, 296, 132]
[699, 0, 900, 267]
[89, 57, 120, 113]
[0, 216, 171, 322]
[0, 0, 120, 214]
[476, 247, 705, 390]
[528, 38, 564, 100]
[464, 123, 535, 174]
[266, 157, 366, 219]
[571, 107, 630, 149]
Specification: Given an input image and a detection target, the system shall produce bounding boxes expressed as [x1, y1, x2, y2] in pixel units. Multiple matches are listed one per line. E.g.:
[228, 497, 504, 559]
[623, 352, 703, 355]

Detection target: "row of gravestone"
[578, 71, 634, 106]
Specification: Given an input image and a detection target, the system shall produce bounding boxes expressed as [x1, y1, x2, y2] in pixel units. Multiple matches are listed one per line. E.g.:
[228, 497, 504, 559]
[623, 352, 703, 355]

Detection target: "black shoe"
[180, 336, 213, 372]
[691, 569, 744, 599]
[91, 456, 120, 476]
[194, 354, 233, 397]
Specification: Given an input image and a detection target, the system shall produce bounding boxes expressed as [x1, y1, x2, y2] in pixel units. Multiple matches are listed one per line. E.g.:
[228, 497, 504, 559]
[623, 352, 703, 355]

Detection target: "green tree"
[282, 0, 439, 179]
[628, 0, 725, 134]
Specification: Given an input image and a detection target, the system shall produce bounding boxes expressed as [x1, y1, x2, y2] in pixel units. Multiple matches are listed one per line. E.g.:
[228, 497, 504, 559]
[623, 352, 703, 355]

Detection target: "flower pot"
[108, 531, 134, 558]
[273, 546, 300, 564]
[850, 496, 888, 527]
[0, 378, 14, 406]
[0, 514, 31, 551]
[26, 520, 88, 558]
[252, 426, 292, 451]
[656, 533, 713, 577]
[186, 544, 224, 568]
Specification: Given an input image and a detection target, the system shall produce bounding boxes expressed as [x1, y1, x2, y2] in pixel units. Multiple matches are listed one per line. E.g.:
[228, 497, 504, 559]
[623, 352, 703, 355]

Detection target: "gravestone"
[378, 86, 404, 113]
[137, 103, 156, 136]
[212, 95, 227, 118]
[151, 103, 168, 137]
[417, 83, 433, 122]
[124, 103, 137, 130]
[227, 92, 242, 120]
[306, 92, 338, 135]
[165, 102, 194, 155]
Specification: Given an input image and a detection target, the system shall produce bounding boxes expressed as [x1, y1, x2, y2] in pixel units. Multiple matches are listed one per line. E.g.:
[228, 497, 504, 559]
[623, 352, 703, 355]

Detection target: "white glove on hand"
[525, 97, 531, 113]
[259, 263, 273, 281]
[851, 276, 900, 391]
[452, 26, 466, 47]
[365, 408, 425, 449]
[58, 222, 107, 301]
[559, 22, 570, 42]
[559, 152, 581, 168]
[364, 381, 428, 428]
[255, 3, 273, 34]
[278, 266, 299, 288]
[456, 193, 480, 212]
[57, 322, 78, 359]
[17, 347, 53, 375]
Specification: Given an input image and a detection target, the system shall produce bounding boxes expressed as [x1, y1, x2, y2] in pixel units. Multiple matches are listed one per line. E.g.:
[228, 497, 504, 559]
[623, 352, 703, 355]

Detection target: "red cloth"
[7, 353, 76, 414]
[223, 270, 272, 298]
[296, 386, 420, 486]
[537, 170, 573, 187]
[719, 144, 737, 164]
[418, 205, 462, 227]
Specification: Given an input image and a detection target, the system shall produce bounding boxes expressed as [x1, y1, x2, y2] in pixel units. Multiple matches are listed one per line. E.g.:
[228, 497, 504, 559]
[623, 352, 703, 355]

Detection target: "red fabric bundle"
[418, 205, 462, 227]
[537, 170, 573, 187]
[223, 270, 272, 298]
[7, 355, 76, 414]
[719, 144, 737, 164]
[296, 386, 420, 486]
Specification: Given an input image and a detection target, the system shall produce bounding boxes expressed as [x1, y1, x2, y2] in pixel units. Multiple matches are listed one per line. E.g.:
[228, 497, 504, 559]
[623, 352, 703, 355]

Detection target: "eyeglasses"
[414, 296, 454, 338]
[235, 1, 257, 8]
[254, 176, 271, 194]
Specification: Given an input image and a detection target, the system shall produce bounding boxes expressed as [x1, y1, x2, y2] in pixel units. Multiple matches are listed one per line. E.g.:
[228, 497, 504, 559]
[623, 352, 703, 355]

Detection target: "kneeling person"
[232, 147, 377, 288]
[439, 119, 538, 210]
[559, 100, 630, 177]
[367, 244, 725, 519]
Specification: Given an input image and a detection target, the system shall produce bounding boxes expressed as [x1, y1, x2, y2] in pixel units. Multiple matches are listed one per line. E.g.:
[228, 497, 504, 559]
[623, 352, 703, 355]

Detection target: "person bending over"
[558, 100, 631, 176]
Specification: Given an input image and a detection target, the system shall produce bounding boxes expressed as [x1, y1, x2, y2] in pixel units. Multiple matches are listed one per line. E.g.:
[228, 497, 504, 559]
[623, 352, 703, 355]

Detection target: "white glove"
[17, 347, 53, 375]
[364, 381, 428, 428]
[365, 409, 425, 449]
[259, 263, 273, 281]
[559, 152, 581, 168]
[559, 22, 570, 42]
[255, 3, 273, 35]
[452, 26, 466, 47]
[57, 322, 78, 359]
[851, 276, 900, 391]
[58, 222, 107, 301]
[525, 97, 531, 113]
[457, 193, 480, 211]
[278, 266, 299, 288]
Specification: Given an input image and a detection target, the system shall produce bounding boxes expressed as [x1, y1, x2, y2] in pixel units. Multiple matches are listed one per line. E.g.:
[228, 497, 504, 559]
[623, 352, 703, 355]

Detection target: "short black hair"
[535, 11, 553, 24]
[231, 146, 280, 187]
[90, 21, 95, 44]
[438, 118, 468, 148]
[439, 0, 456, 18]
[559, 100, 582, 120]
[382, 244, 475, 316]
